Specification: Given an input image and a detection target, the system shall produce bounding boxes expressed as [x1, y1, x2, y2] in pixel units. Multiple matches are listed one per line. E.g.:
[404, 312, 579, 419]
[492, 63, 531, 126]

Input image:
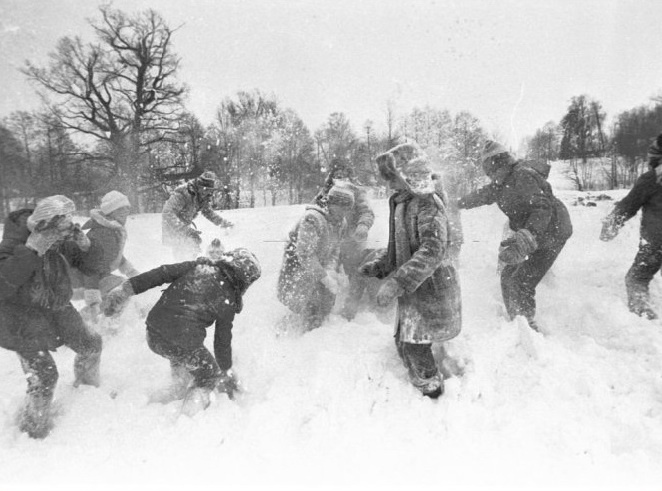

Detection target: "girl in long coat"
[361, 143, 462, 398]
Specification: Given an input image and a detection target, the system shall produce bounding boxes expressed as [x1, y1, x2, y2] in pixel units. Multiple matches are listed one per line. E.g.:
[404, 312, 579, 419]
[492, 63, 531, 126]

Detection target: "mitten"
[186, 228, 202, 243]
[102, 280, 135, 317]
[216, 369, 241, 400]
[498, 229, 537, 265]
[599, 212, 621, 242]
[70, 224, 91, 251]
[352, 224, 369, 242]
[84, 289, 102, 308]
[376, 277, 403, 307]
[359, 259, 382, 277]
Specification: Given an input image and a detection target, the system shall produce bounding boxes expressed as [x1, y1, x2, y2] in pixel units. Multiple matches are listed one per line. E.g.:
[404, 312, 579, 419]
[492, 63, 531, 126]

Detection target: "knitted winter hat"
[100, 190, 131, 215]
[195, 171, 218, 189]
[327, 183, 355, 208]
[224, 247, 262, 288]
[481, 140, 510, 163]
[648, 133, 662, 168]
[27, 195, 75, 232]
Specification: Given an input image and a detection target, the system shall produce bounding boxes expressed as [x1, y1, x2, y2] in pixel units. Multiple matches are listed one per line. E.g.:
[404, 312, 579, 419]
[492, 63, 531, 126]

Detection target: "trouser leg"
[625, 241, 662, 319]
[17, 350, 59, 438]
[500, 241, 565, 325]
[301, 283, 336, 331]
[53, 305, 103, 387]
[147, 331, 221, 391]
[394, 326, 442, 397]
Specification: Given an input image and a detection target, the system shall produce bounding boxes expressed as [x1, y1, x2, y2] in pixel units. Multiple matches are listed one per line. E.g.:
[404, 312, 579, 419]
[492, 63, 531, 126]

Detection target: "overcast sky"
[1, 0, 661, 149]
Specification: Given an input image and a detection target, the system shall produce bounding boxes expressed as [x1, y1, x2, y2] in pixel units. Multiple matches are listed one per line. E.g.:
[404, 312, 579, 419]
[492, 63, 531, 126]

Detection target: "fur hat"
[195, 171, 218, 189]
[376, 142, 431, 183]
[100, 190, 131, 215]
[27, 195, 75, 232]
[327, 183, 355, 208]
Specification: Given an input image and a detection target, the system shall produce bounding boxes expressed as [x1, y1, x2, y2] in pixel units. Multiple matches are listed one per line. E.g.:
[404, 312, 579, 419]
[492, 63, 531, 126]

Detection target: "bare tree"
[23, 6, 187, 206]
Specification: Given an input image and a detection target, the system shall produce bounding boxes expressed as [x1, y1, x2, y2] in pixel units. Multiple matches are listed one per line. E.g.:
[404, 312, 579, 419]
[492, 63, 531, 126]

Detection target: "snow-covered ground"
[1, 184, 662, 491]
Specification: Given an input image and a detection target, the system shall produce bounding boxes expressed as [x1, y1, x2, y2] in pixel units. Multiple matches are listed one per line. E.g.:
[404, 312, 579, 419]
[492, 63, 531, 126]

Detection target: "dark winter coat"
[0, 210, 97, 352]
[610, 169, 662, 246]
[162, 183, 232, 246]
[128, 261, 243, 370]
[79, 210, 137, 290]
[458, 161, 573, 248]
[277, 205, 344, 313]
[369, 192, 462, 343]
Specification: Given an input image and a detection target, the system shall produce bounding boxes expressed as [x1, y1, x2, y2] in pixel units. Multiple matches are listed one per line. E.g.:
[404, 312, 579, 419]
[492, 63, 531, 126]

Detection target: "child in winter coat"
[277, 184, 354, 331]
[313, 159, 375, 320]
[458, 140, 573, 332]
[0, 196, 103, 438]
[162, 171, 233, 261]
[361, 143, 462, 398]
[600, 133, 662, 319]
[77, 190, 140, 323]
[103, 241, 261, 414]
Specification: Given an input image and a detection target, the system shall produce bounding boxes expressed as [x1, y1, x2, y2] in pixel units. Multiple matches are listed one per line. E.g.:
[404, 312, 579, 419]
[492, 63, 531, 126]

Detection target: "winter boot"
[73, 352, 101, 388]
[18, 394, 53, 439]
[180, 387, 212, 417]
[626, 276, 658, 320]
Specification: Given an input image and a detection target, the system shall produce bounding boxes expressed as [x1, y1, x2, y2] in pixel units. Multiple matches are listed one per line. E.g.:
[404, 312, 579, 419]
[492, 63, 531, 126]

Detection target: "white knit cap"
[100, 190, 131, 215]
[481, 140, 510, 163]
[27, 195, 76, 232]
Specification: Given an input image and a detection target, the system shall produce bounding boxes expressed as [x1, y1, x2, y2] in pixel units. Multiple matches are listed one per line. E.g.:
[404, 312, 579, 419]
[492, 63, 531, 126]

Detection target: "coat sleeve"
[392, 198, 446, 294]
[353, 186, 375, 230]
[516, 171, 554, 238]
[213, 315, 234, 371]
[457, 184, 498, 209]
[296, 213, 326, 282]
[201, 201, 232, 227]
[0, 245, 40, 300]
[612, 172, 657, 223]
[162, 192, 193, 235]
[128, 261, 197, 295]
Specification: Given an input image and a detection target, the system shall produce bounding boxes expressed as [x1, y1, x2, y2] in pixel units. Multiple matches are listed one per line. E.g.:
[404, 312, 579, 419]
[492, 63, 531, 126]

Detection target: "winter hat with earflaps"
[195, 171, 218, 189]
[376, 142, 433, 192]
[648, 133, 662, 169]
[27, 195, 76, 232]
[100, 190, 131, 215]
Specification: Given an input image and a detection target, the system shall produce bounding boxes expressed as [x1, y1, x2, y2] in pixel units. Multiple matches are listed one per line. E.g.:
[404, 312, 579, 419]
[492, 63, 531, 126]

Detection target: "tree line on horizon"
[0, 6, 659, 218]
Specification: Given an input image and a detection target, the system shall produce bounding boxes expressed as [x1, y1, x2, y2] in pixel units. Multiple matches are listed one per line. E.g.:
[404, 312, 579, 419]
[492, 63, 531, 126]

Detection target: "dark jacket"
[162, 183, 231, 246]
[458, 162, 573, 248]
[609, 169, 662, 246]
[0, 209, 96, 352]
[80, 210, 136, 290]
[369, 192, 462, 343]
[128, 261, 243, 370]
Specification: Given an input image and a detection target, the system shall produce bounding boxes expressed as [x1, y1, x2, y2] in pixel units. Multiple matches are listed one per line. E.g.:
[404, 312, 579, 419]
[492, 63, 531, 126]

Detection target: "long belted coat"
[370, 192, 462, 344]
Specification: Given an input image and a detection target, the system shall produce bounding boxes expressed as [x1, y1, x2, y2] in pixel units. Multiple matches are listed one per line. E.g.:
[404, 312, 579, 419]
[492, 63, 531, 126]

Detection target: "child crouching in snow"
[102, 240, 261, 414]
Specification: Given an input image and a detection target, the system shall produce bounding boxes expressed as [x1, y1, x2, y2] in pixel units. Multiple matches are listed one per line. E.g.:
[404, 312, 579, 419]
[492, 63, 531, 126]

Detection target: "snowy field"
[1, 184, 662, 491]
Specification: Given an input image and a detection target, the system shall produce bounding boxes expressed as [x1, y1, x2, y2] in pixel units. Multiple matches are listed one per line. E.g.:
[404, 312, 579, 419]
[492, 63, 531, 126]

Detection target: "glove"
[102, 280, 135, 317]
[376, 277, 404, 307]
[84, 289, 102, 308]
[359, 259, 382, 278]
[352, 224, 369, 242]
[186, 228, 202, 244]
[216, 369, 241, 400]
[320, 271, 341, 295]
[599, 213, 621, 242]
[498, 229, 538, 265]
[25, 228, 66, 256]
